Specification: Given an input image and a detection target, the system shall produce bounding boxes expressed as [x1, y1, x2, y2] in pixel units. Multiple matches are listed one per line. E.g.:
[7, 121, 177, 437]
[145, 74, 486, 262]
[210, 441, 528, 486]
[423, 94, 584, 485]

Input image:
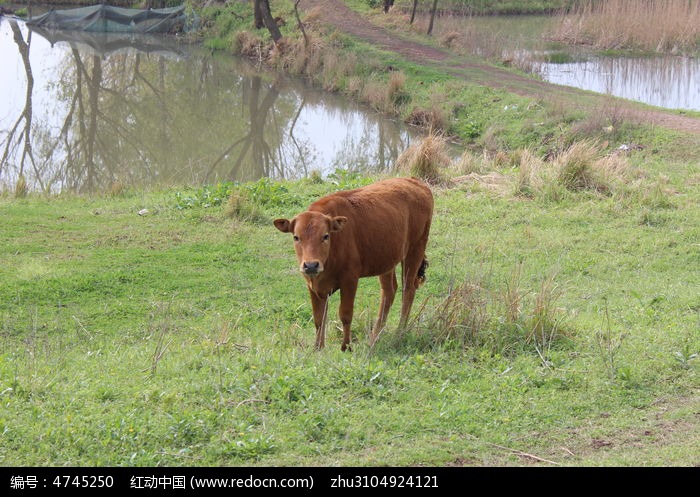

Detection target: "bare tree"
[427, 0, 439, 35]
[410, 0, 419, 24]
[403, 0, 437, 33]
[254, 0, 264, 28]
[293, 0, 308, 48]
[253, 0, 282, 43]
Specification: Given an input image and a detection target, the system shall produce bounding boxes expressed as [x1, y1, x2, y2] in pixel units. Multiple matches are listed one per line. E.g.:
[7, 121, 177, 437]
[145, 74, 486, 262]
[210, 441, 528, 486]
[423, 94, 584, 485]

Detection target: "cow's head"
[274, 212, 347, 278]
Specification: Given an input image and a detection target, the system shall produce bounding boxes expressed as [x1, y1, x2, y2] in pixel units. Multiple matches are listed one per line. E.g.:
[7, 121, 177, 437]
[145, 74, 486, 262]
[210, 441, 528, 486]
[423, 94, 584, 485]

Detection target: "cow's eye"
[322, 234, 330, 241]
[293, 235, 300, 242]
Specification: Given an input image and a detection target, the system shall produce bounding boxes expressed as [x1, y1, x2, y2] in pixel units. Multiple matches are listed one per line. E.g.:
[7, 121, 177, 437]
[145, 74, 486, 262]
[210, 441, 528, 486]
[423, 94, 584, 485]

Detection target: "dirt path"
[298, 0, 700, 137]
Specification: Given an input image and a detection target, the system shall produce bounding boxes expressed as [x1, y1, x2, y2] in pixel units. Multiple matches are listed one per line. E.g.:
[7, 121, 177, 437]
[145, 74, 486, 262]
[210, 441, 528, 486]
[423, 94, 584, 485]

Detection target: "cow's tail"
[416, 257, 429, 288]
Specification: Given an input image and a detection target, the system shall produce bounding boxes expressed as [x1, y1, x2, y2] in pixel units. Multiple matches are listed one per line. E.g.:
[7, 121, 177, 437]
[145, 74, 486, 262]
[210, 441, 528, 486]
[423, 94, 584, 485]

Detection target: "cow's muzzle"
[301, 261, 323, 276]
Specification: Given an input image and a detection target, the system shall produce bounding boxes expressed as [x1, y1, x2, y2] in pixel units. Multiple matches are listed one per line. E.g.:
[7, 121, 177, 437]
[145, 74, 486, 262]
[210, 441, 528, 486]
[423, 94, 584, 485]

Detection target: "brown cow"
[273, 177, 433, 351]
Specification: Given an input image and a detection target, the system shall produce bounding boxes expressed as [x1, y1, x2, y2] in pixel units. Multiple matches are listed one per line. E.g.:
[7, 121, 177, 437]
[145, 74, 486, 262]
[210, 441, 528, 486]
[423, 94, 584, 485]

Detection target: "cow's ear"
[274, 218, 293, 233]
[330, 216, 348, 232]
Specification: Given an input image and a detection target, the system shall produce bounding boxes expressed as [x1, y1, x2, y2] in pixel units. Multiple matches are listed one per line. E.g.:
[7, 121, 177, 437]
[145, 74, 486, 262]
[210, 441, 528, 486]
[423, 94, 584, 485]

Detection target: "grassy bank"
[200, 1, 699, 155]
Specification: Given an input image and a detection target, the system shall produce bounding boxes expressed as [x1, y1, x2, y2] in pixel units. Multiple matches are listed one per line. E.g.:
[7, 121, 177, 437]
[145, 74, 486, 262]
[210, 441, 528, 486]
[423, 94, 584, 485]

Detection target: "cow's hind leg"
[399, 244, 428, 329]
[370, 269, 398, 347]
[339, 281, 359, 351]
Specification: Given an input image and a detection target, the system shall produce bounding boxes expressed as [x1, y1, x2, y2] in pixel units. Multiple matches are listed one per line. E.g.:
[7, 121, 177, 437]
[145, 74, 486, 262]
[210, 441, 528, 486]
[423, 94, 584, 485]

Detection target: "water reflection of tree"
[330, 109, 407, 174]
[48, 49, 296, 190]
[1, 21, 38, 190]
[207, 75, 284, 182]
[72, 51, 101, 191]
[2, 28, 415, 193]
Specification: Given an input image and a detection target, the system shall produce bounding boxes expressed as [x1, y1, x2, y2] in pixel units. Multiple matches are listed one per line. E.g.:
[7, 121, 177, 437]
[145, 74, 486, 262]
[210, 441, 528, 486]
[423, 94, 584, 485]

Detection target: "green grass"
[2, 0, 697, 468]
[1, 167, 697, 466]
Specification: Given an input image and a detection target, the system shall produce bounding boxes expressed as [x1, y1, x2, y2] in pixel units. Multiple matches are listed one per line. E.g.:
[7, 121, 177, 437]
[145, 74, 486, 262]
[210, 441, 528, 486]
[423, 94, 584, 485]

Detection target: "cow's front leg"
[338, 281, 358, 351]
[309, 289, 329, 350]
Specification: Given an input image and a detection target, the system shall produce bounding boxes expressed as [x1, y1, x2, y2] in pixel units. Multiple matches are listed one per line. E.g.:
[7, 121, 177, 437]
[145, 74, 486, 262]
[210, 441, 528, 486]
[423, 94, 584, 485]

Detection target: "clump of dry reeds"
[412, 262, 570, 356]
[514, 148, 549, 197]
[439, 31, 466, 49]
[430, 279, 490, 347]
[224, 190, 265, 223]
[394, 131, 452, 184]
[556, 139, 604, 191]
[446, 139, 638, 200]
[511, 140, 632, 198]
[550, 0, 700, 52]
[453, 148, 485, 175]
[110, 181, 126, 197]
[387, 70, 408, 106]
[555, 139, 630, 194]
[405, 107, 448, 132]
[351, 69, 409, 113]
[235, 31, 269, 61]
[258, 12, 413, 116]
[14, 174, 28, 198]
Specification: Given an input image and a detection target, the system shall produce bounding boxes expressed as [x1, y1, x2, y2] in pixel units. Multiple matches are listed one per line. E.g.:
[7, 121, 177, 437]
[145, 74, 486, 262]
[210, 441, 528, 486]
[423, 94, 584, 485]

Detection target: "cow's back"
[310, 177, 433, 277]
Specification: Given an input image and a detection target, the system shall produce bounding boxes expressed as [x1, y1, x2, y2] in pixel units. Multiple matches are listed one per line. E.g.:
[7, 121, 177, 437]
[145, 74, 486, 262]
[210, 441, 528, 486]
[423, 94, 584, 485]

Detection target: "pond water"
[0, 17, 418, 193]
[3, 10, 698, 193]
[535, 53, 700, 112]
[457, 14, 700, 112]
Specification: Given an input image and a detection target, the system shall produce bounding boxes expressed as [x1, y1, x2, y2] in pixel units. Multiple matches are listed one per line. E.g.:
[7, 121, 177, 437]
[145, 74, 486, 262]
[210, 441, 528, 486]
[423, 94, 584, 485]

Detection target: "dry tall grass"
[514, 148, 550, 197]
[529, 269, 565, 349]
[550, 0, 700, 52]
[400, 0, 700, 65]
[502, 260, 525, 325]
[262, 10, 415, 117]
[453, 149, 487, 175]
[387, 70, 408, 106]
[430, 279, 490, 347]
[512, 140, 633, 197]
[362, 76, 408, 113]
[417, 262, 569, 354]
[14, 175, 28, 198]
[225, 190, 265, 224]
[555, 139, 632, 194]
[442, 138, 642, 200]
[393, 132, 452, 184]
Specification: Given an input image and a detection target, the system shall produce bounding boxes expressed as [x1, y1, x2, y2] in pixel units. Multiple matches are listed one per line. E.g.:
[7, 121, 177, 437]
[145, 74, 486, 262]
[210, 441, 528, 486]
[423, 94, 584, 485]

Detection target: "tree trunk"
[260, 0, 282, 43]
[294, 0, 309, 48]
[410, 0, 418, 24]
[253, 0, 264, 29]
[427, 0, 438, 35]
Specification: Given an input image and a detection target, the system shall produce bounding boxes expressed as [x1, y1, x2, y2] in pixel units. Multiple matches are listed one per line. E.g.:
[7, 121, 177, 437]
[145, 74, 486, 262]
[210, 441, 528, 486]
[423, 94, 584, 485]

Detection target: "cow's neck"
[305, 274, 338, 298]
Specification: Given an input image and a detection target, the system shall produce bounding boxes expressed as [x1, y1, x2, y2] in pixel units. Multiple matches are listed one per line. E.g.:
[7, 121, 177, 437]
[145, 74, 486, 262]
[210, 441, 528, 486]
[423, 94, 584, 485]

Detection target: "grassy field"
[1, 157, 698, 466]
[1, 0, 698, 467]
